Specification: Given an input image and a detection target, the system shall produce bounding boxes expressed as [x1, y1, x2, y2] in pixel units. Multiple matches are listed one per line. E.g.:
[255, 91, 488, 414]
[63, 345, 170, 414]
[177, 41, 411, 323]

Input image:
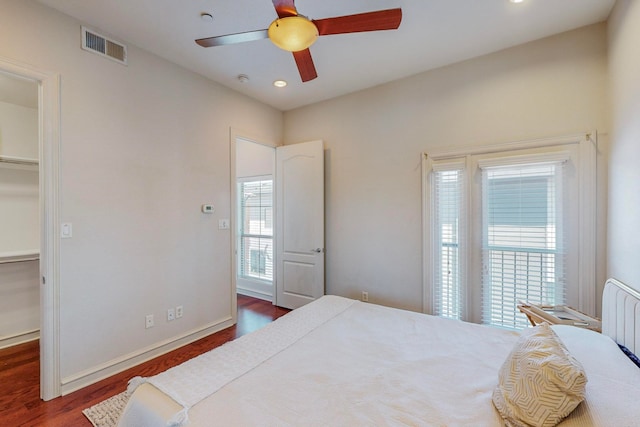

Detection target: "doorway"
[231, 132, 326, 312]
[0, 72, 39, 351]
[232, 135, 276, 303]
[0, 58, 61, 401]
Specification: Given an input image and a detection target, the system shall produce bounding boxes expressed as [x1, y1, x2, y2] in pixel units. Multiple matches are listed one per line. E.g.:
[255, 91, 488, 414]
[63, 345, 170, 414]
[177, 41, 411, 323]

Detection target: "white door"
[275, 140, 324, 309]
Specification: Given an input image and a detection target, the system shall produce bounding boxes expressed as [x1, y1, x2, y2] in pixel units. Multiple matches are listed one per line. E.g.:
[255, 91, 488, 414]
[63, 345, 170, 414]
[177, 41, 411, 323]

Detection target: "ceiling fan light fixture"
[268, 16, 319, 52]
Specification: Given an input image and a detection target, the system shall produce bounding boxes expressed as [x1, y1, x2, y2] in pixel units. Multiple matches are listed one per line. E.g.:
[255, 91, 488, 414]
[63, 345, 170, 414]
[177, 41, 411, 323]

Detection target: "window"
[481, 162, 565, 329]
[424, 134, 596, 329]
[238, 178, 273, 282]
[250, 249, 267, 275]
[431, 165, 466, 320]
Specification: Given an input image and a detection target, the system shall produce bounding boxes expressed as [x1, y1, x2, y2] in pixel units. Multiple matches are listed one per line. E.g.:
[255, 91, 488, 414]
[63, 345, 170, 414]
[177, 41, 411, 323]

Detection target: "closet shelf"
[0, 250, 40, 264]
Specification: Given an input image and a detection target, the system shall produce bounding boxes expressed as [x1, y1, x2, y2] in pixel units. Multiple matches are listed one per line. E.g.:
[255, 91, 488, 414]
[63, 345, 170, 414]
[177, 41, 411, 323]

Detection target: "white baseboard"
[237, 287, 273, 302]
[60, 317, 235, 395]
[0, 329, 39, 350]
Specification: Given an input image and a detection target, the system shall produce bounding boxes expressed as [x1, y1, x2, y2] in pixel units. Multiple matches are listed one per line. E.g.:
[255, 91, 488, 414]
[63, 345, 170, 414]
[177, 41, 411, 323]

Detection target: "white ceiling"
[36, 0, 615, 111]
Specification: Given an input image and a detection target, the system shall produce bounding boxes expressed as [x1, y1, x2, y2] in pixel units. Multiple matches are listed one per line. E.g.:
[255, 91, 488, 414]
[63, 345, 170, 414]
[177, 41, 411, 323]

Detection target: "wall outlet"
[167, 308, 175, 321]
[176, 305, 183, 318]
[361, 291, 369, 302]
[145, 314, 154, 329]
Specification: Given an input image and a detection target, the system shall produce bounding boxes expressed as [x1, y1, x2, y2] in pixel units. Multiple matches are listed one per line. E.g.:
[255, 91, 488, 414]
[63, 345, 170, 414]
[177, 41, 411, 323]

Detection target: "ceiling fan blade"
[313, 8, 402, 36]
[272, 0, 298, 18]
[196, 29, 268, 47]
[293, 49, 317, 82]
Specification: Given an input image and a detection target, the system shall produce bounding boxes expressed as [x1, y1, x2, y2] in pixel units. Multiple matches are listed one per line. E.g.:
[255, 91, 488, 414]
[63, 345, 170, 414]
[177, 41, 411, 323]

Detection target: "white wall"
[0, 100, 38, 159]
[0, 100, 39, 253]
[0, 167, 39, 346]
[607, 0, 640, 292]
[0, 0, 282, 391]
[236, 138, 275, 179]
[284, 24, 609, 312]
[0, 260, 39, 348]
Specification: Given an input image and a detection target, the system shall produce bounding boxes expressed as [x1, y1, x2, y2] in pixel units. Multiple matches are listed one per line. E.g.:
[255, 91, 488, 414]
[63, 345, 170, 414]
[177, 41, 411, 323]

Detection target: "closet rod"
[0, 155, 39, 166]
[0, 251, 40, 264]
[0, 256, 39, 264]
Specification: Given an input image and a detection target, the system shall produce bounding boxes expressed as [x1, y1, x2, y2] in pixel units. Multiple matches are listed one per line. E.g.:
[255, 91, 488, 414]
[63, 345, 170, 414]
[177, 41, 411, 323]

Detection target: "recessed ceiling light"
[509, 0, 525, 3]
[237, 74, 249, 83]
[273, 80, 287, 88]
[200, 12, 213, 22]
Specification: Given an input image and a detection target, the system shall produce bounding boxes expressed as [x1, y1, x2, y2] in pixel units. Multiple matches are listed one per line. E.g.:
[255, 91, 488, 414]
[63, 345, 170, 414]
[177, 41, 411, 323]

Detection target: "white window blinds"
[480, 161, 565, 329]
[431, 166, 466, 319]
[425, 135, 596, 328]
[238, 179, 273, 282]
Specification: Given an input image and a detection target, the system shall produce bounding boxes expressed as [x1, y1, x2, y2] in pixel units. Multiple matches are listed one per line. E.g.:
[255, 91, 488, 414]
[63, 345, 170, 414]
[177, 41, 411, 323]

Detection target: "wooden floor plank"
[0, 295, 289, 426]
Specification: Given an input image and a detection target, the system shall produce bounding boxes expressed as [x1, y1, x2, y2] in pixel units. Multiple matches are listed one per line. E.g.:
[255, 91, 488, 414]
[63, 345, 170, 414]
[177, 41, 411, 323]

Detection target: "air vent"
[81, 26, 127, 65]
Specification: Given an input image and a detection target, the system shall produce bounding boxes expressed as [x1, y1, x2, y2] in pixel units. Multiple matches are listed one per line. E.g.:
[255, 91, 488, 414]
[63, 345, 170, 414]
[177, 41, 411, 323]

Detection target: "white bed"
[118, 278, 640, 426]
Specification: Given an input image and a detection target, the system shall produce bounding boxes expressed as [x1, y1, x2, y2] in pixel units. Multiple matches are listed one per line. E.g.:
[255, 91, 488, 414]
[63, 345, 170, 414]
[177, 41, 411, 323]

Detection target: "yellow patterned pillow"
[492, 323, 587, 427]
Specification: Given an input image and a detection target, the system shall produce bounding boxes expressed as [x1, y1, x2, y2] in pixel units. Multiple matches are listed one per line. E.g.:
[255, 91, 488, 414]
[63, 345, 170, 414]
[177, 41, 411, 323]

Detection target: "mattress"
[118, 295, 640, 426]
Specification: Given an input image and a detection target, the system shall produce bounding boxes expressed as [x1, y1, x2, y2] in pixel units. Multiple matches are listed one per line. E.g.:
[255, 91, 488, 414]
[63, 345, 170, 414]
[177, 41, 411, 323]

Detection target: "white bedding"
[125, 296, 356, 425]
[119, 296, 640, 427]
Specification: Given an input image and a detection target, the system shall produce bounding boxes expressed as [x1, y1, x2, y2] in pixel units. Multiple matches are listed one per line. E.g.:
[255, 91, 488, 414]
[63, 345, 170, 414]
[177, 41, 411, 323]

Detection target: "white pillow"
[551, 324, 640, 377]
[492, 323, 587, 427]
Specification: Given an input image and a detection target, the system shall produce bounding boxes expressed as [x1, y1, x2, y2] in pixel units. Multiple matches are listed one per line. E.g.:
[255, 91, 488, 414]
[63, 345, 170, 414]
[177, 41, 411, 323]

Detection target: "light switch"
[218, 219, 230, 230]
[61, 223, 73, 238]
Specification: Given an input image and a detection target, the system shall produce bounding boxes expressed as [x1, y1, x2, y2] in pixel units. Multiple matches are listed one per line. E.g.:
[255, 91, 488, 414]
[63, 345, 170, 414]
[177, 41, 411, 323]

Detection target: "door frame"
[230, 128, 278, 315]
[0, 56, 61, 400]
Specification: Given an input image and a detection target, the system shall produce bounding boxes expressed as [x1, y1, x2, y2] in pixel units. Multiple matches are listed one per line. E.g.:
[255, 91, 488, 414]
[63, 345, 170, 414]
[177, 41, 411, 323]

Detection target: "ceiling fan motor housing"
[268, 16, 319, 52]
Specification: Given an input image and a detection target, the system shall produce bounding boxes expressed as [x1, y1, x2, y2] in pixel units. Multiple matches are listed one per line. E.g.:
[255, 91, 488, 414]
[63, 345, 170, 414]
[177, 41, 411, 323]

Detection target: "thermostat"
[201, 204, 214, 214]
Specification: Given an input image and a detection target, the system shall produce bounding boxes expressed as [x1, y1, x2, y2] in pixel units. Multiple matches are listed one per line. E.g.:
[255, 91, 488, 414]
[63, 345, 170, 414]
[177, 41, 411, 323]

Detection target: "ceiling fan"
[195, 0, 402, 83]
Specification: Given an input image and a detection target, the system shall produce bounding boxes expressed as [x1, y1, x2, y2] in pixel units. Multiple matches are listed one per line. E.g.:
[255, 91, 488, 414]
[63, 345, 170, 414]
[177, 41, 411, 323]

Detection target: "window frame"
[480, 158, 567, 329]
[424, 158, 469, 320]
[422, 133, 597, 324]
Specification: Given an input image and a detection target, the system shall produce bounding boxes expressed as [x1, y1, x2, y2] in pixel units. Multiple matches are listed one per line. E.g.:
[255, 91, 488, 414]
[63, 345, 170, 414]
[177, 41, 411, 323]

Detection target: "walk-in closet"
[0, 74, 39, 350]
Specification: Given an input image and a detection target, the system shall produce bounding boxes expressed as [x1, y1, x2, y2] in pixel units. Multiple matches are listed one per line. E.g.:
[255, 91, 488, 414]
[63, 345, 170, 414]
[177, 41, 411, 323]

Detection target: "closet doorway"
[0, 59, 61, 401]
[0, 73, 40, 352]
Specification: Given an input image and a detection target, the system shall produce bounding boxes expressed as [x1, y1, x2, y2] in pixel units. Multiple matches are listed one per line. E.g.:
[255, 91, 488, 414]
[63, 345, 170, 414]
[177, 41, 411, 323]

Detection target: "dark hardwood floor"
[0, 295, 289, 426]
